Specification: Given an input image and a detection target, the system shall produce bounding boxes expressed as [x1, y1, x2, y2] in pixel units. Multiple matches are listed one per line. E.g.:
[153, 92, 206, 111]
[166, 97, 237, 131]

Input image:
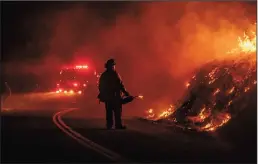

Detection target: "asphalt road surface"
[1, 92, 256, 163]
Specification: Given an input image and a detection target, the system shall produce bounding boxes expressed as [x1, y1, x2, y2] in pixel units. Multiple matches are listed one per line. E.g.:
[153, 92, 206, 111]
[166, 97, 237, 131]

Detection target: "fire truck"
[55, 64, 98, 95]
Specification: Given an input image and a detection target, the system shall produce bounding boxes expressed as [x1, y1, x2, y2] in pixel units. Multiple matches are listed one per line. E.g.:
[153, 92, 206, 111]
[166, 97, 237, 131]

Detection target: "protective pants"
[105, 99, 122, 128]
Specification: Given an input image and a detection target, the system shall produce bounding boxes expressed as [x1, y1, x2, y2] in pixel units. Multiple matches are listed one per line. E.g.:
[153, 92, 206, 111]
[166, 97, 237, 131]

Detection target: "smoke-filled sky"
[2, 1, 256, 110]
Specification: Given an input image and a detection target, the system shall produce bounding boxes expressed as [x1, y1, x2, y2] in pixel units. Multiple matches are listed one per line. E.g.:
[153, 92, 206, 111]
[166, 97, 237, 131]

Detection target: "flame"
[144, 24, 256, 132]
[198, 107, 208, 120]
[228, 100, 233, 106]
[138, 95, 144, 99]
[244, 87, 250, 92]
[213, 88, 220, 96]
[227, 87, 235, 94]
[148, 108, 153, 113]
[145, 105, 176, 120]
[227, 28, 256, 63]
[187, 106, 211, 123]
[146, 108, 155, 119]
[159, 108, 173, 118]
[238, 32, 256, 53]
[204, 113, 231, 132]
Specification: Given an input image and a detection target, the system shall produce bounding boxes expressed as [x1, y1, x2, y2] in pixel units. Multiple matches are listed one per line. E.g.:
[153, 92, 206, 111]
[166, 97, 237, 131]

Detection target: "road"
[1, 93, 112, 163]
[1, 92, 256, 163]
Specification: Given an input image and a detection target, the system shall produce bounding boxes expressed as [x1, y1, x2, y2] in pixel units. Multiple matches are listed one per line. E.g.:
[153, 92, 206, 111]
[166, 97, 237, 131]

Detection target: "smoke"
[4, 2, 256, 114]
[91, 2, 255, 114]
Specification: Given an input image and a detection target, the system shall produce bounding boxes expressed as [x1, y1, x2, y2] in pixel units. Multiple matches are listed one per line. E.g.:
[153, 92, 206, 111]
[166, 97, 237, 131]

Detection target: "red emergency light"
[62, 64, 90, 70]
[75, 65, 88, 69]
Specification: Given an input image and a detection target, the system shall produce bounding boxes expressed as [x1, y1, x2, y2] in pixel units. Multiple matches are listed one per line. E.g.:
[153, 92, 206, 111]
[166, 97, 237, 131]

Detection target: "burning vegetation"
[145, 23, 257, 132]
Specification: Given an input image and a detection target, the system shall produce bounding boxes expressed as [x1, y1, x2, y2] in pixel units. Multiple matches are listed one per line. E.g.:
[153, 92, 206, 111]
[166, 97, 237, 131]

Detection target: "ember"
[186, 82, 190, 88]
[145, 23, 256, 132]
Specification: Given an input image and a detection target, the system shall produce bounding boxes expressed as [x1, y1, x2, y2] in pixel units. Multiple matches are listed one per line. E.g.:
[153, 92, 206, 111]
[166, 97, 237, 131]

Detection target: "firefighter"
[98, 59, 130, 129]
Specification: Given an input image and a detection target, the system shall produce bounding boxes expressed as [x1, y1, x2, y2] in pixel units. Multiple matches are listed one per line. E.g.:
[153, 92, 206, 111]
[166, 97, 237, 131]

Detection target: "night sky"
[2, 1, 52, 61]
[2, 1, 134, 62]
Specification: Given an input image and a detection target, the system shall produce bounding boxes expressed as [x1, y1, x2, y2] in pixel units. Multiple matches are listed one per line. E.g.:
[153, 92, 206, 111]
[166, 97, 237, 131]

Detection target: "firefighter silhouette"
[98, 59, 130, 129]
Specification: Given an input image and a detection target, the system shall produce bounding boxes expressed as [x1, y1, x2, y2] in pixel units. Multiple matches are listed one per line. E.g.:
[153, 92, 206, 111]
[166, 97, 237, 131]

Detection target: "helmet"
[105, 58, 116, 68]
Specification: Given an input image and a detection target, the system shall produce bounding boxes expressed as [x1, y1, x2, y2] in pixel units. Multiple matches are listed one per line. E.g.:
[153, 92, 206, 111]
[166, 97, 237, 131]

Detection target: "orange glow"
[64, 90, 67, 93]
[73, 83, 78, 87]
[70, 90, 74, 94]
[56, 90, 60, 93]
[78, 91, 82, 94]
[144, 24, 256, 132]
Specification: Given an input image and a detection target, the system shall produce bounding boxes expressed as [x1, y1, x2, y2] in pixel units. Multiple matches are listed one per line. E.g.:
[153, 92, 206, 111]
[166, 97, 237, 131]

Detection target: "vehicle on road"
[55, 65, 98, 95]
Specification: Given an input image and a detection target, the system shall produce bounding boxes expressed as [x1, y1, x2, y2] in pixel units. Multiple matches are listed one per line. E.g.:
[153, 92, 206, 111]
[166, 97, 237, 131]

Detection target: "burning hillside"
[145, 24, 257, 132]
